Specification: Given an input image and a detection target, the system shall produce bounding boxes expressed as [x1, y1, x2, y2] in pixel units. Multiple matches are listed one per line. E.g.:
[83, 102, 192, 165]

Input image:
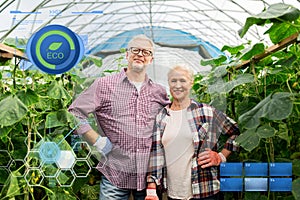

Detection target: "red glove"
[197, 148, 226, 168]
[145, 187, 159, 200]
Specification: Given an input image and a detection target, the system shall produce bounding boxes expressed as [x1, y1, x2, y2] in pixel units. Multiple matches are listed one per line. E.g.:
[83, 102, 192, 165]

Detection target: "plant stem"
[12, 59, 17, 89]
[251, 61, 259, 96]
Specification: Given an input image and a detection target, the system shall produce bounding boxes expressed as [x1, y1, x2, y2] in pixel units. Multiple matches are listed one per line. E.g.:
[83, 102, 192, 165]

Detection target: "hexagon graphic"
[72, 159, 91, 178]
[56, 150, 75, 169]
[46, 177, 58, 188]
[72, 141, 91, 159]
[0, 150, 12, 167]
[41, 163, 60, 178]
[39, 141, 61, 164]
[8, 159, 26, 177]
[25, 168, 44, 186]
[56, 169, 75, 187]
[87, 150, 101, 169]
[24, 150, 42, 169]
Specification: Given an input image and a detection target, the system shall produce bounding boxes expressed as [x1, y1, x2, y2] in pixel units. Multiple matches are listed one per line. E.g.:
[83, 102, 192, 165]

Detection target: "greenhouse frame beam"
[236, 32, 300, 69]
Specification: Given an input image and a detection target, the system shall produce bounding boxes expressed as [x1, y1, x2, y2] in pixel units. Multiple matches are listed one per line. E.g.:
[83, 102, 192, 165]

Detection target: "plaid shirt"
[68, 68, 170, 190]
[147, 100, 240, 198]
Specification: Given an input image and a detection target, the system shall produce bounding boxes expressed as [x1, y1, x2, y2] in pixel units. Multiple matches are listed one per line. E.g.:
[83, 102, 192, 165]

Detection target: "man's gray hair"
[127, 34, 155, 50]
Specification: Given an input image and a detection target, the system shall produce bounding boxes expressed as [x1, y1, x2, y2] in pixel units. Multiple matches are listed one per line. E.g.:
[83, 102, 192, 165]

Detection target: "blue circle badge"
[26, 25, 84, 74]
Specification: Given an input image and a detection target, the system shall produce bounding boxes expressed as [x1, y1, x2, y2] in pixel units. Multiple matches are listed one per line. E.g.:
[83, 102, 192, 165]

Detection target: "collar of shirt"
[120, 68, 154, 85]
[163, 99, 200, 115]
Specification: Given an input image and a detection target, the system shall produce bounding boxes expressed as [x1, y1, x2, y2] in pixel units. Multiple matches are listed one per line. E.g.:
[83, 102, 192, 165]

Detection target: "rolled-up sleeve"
[214, 109, 240, 151]
[68, 78, 101, 135]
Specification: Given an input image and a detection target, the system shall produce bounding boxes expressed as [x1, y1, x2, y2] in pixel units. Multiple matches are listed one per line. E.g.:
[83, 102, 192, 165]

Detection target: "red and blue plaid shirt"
[68, 68, 170, 190]
[147, 100, 240, 198]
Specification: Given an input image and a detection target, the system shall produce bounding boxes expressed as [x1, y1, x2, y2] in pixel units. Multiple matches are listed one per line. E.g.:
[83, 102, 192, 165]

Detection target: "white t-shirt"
[131, 81, 143, 93]
[162, 108, 194, 200]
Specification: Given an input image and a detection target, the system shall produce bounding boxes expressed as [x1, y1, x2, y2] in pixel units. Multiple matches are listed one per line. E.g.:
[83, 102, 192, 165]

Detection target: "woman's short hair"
[167, 64, 194, 82]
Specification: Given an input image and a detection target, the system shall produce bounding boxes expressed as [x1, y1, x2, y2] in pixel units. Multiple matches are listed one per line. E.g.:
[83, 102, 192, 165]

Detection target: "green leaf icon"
[49, 42, 62, 50]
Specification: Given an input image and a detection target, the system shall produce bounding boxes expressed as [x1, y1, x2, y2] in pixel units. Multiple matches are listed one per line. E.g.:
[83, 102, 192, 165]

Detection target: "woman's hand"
[145, 183, 159, 200]
[197, 148, 222, 168]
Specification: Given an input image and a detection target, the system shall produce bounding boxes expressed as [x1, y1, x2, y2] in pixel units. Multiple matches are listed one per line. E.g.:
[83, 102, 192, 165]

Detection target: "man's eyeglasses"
[128, 47, 153, 57]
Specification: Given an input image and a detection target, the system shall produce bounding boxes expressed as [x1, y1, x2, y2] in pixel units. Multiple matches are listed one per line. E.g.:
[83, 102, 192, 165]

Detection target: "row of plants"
[0, 50, 105, 199]
[0, 2, 299, 200]
[192, 3, 300, 200]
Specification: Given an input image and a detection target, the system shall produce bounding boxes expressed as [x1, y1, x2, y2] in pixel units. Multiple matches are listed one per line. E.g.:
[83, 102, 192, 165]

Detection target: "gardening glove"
[145, 187, 159, 200]
[93, 136, 112, 156]
[198, 148, 226, 168]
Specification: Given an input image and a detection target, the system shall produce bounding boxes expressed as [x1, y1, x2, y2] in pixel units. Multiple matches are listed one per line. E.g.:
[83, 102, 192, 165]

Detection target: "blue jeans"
[99, 175, 146, 200]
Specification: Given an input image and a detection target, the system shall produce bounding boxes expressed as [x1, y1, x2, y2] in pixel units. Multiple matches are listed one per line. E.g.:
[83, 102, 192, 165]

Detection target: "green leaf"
[239, 17, 266, 38]
[256, 124, 275, 138]
[263, 93, 293, 120]
[238, 92, 293, 129]
[244, 192, 268, 200]
[4, 37, 27, 51]
[47, 82, 71, 101]
[209, 93, 227, 112]
[207, 79, 225, 93]
[235, 125, 274, 152]
[89, 56, 102, 67]
[292, 178, 300, 200]
[16, 89, 39, 106]
[47, 188, 77, 200]
[291, 152, 300, 160]
[200, 55, 227, 67]
[235, 128, 260, 152]
[80, 184, 99, 200]
[277, 123, 291, 146]
[208, 74, 254, 94]
[211, 65, 228, 78]
[221, 44, 245, 55]
[0, 126, 12, 138]
[6, 174, 21, 197]
[56, 171, 74, 186]
[48, 42, 62, 51]
[45, 109, 74, 128]
[46, 112, 66, 128]
[266, 23, 299, 44]
[240, 43, 265, 61]
[239, 3, 300, 38]
[255, 3, 300, 21]
[0, 95, 28, 127]
[293, 159, 300, 176]
[275, 54, 297, 68]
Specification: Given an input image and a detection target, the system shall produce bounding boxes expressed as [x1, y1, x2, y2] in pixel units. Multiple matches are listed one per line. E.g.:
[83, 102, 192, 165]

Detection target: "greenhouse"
[0, 0, 299, 199]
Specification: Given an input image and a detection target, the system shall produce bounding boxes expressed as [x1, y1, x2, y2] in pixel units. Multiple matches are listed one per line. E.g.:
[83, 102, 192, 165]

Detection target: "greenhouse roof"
[1, 0, 299, 50]
[0, 0, 299, 87]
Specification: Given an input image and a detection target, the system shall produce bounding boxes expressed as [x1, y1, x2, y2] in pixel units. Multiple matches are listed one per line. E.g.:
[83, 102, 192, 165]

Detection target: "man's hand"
[93, 136, 112, 156]
[197, 148, 224, 168]
[145, 188, 159, 200]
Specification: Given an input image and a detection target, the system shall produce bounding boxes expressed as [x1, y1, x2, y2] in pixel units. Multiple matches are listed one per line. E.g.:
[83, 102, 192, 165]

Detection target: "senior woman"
[145, 65, 240, 200]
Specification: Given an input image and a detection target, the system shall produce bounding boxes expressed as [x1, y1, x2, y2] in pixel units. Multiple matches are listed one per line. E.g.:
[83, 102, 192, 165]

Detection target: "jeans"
[99, 175, 146, 200]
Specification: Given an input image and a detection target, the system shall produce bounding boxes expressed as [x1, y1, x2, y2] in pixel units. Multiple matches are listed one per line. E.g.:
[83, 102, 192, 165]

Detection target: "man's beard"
[131, 63, 146, 73]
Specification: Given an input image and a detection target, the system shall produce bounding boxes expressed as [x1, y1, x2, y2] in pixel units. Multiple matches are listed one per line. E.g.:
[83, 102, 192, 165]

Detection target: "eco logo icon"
[26, 24, 84, 74]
